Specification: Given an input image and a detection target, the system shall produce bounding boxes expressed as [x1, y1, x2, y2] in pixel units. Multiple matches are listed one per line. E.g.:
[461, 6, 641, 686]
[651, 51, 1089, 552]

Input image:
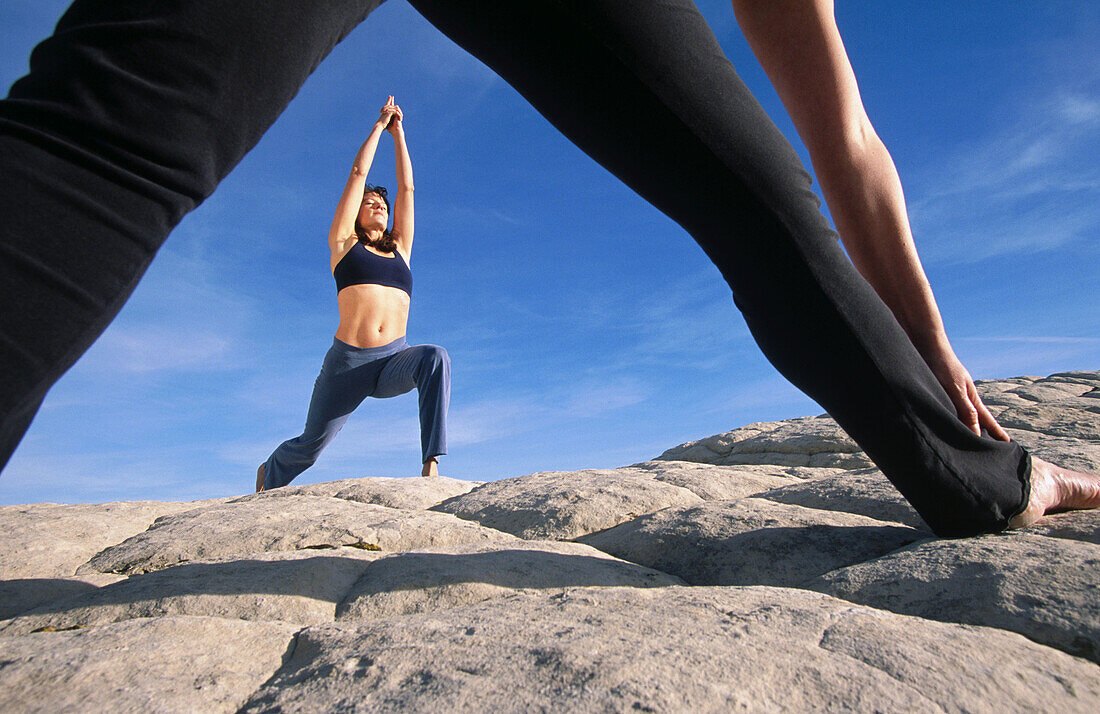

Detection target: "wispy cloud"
[588, 270, 753, 372]
[68, 229, 268, 378]
[447, 397, 551, 444]
[909, 85, 1099, 264]
[697, 373, 820, 418]
[0, 443, 241, 505]
[1059, 93, 1100, 124]
[562, 379, 648, 417]
[77, 327, 234, 374]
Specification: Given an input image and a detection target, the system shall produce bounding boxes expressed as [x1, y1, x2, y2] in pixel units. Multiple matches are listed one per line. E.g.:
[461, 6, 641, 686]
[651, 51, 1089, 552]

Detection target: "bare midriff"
[334, 284, 411, 348]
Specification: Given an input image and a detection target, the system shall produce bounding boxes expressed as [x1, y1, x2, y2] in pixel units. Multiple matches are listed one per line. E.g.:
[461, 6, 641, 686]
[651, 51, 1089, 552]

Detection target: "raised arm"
[328, 97, 400, 258]
[731, 0, 1007, 440]
[388, 104, 415, 259]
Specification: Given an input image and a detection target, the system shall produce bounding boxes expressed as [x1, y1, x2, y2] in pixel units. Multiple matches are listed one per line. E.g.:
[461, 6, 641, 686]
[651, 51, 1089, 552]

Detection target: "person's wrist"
[914, 332, 956, 370]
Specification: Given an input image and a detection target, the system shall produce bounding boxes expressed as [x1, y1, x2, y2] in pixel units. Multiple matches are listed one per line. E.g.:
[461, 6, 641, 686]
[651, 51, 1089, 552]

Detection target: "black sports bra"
[333, 242, 412, 296]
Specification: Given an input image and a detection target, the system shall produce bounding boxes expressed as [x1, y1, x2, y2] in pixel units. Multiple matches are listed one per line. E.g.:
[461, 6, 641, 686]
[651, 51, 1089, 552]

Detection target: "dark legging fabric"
[0, 0, 1028, 536]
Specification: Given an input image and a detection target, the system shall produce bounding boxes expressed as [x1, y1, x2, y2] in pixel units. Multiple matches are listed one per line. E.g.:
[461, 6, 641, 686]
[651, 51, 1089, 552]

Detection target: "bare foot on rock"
[1009, 457, 1100, 529]
[421, 457, 439, 478]
[255, 463, 266, 493]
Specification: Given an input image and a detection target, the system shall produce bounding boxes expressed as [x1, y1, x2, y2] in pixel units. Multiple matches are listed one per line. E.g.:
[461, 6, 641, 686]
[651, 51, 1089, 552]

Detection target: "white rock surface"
[1005, 429, 1100, 472]
[579, 498, 924, 587]
[977, 372, 1100, 471]
[1, 370, 1097, 710]
[240, 587, 1100, 713]
[626, 459, 810, 500]
[432, 468, 703, 540]
[0, 499, 219, 619]
[756, 467, 929, 530]
[1, 549, 382, 636]
[657, 415, 875, 469]
[336, 541, 682, 620]
[231, 475, 478, 510]
[999, 403, 1100, 440]
[811, 532, 1100, 662]
[0, 573, 124, 621]
[1026, 509, 1100, 544]
[0, 616, 298, 713]
[78, 496, 515, 575]
[0, 500, 218, 580]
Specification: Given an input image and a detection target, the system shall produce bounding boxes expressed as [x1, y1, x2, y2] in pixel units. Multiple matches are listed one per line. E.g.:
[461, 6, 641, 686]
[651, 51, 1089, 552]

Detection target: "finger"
[387, 95, 395, 106]
[978, 403, 1010, 441]
[951, 389, 982, 436]
[971, 386, 1011, 442]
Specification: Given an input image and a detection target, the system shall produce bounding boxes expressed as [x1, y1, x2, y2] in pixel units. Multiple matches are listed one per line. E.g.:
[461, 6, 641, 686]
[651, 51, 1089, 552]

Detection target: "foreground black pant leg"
[408, 0, 1029, 536]
[0, 0, 385, 469]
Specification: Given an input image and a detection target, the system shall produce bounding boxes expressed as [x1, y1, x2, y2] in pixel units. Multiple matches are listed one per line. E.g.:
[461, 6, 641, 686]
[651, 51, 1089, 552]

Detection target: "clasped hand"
[377, 95, 403, 133]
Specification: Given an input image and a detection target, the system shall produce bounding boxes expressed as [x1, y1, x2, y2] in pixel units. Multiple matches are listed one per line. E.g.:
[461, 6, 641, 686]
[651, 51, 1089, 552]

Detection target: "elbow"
[840, 117, 881, 162]
[807, 114, 877, 164]
[806, 116, 888, 184]
[837, 112, 884, 165]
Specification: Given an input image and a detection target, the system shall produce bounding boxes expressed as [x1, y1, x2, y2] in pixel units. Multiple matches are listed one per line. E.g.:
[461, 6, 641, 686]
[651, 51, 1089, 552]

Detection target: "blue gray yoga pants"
[0, 0, 1029, 536]
[262, 338, 449, 490]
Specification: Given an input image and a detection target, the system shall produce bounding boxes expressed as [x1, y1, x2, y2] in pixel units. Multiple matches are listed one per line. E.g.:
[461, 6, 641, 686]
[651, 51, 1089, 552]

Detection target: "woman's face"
[358, 193, 389, 231]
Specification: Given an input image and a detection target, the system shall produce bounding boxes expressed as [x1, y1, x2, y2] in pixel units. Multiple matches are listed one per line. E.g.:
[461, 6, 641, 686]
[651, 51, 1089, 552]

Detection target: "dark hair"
[354, 184, 397, 253]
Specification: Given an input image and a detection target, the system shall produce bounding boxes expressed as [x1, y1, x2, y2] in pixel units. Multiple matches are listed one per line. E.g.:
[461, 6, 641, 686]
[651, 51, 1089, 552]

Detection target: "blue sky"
[2, 0, 1097, 505]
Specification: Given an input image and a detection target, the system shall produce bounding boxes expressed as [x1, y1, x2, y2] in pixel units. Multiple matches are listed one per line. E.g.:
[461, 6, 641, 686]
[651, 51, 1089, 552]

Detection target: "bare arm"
[328, 97, 400, 257]
[388, 105, 415, 259]
[731, 0, 1007, 439]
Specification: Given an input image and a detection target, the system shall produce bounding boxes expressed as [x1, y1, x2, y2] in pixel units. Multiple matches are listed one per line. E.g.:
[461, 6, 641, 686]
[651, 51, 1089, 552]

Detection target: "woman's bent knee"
[419, 345, 450, 372]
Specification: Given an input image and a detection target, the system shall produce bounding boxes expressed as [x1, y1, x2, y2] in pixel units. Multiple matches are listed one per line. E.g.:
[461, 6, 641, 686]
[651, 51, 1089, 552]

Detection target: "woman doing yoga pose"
[256, 97, 449, 491]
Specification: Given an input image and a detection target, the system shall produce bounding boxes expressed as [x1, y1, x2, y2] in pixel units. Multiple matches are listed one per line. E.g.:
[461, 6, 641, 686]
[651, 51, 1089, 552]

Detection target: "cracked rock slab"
[336, 541, 682, 621]
[432, 469, 703, 540]
[657, 416, 874, 469]
[969, 372, 1100, 471]
[578, 498, 924, 587]
[756, 468, 930, 530]
[997, 403, 1100, 440]
[810, 532, 1100, 662]
[0, 616, 298, 713]
[1045, 371, 1100, 388]
[1045, 395, 1100, 415]
[625, 460, 809, 500]
[0, 500, 219, 580]
[1, 550, 382, 636]
[239, 587, 1100, 713]
[1001, 384, 1093, 403]
[78, 497, 516, 576]
[1003, 429, 1100, 472]
[975, 373, 1100, 401]
[230, 475, 479, 510]
[0, 573, 125, 621]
